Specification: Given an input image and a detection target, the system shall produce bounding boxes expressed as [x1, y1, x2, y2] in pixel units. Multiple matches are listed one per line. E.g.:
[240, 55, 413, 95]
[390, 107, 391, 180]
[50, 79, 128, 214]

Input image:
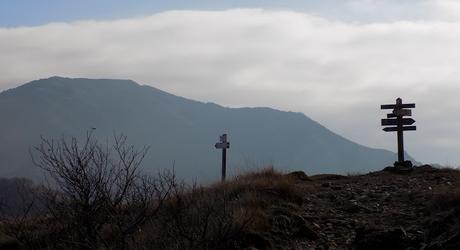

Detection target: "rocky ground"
[249, 165, 460, 250]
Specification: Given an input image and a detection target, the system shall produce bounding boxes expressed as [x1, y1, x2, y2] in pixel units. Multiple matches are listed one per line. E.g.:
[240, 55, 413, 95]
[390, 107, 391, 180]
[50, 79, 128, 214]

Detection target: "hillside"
[1, 165, 459, 249]
[0, 76, 401, 181]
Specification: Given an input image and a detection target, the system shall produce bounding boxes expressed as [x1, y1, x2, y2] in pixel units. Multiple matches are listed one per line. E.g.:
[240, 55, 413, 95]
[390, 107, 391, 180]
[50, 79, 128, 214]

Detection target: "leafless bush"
[31, 132, 172, 250]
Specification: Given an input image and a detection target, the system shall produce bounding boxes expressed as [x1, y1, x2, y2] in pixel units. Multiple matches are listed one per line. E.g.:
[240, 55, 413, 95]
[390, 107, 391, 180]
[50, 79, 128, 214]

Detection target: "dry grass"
[211, 167, 304, 232]
[0, 167, 305, 249]
[217, 167, 303, 205]
[135, 167, 304, 249]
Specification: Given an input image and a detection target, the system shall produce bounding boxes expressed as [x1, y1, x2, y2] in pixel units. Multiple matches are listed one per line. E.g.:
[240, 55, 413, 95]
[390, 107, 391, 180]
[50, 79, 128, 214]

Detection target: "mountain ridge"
[0, 76, 403, 181]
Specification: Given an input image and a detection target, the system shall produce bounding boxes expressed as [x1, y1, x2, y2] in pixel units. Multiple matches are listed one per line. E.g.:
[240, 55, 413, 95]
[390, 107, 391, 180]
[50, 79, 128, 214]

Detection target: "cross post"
[215, 134, 230, 181]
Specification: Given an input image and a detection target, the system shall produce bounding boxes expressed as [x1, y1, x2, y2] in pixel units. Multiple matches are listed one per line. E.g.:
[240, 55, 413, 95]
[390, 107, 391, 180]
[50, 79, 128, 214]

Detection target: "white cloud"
[1, 9, 460, 166]
[427, 0, 460, 21]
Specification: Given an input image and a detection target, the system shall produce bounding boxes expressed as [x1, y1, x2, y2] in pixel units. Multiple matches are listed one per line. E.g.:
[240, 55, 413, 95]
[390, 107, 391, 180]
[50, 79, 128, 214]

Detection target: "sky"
[1, 0, 460, 166]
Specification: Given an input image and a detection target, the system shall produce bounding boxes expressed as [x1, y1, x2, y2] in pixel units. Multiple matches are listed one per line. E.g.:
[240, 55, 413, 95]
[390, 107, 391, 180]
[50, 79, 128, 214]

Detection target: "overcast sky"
[1, 0, 460, 166]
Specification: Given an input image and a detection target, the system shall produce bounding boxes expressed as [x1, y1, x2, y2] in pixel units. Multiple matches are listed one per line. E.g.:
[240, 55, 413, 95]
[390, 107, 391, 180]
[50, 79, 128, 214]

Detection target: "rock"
[413, 165, 439, 174]
[394, 161, 413, 168]
[286, 171, 311, 181]
[383, 165, 414, 174]
[311, 174, 348, 181]
[383, 166, 394, 172]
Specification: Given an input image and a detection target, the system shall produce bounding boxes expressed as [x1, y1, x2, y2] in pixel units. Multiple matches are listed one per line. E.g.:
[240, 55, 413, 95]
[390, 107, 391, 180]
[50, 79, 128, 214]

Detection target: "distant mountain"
[0, 77, 402, 181]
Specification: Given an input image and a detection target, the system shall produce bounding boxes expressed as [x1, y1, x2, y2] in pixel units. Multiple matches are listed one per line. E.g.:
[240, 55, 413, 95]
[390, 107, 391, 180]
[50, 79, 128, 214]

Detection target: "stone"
[286, 171, 311, 181]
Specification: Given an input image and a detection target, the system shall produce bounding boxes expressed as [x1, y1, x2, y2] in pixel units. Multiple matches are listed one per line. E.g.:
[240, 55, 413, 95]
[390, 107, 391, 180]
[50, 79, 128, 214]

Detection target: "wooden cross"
[215, 134, 230, 181]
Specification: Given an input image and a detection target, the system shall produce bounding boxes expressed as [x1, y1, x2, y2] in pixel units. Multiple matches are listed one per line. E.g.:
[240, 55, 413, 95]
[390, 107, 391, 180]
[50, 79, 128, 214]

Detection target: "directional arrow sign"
[381, 103, 416, 109]
[383, 126, 416, 132]
[387, 110, 412, 118]
[393, 109, 412, 117]
[215, 142, 230, 149]
[381, 118, 416, 126]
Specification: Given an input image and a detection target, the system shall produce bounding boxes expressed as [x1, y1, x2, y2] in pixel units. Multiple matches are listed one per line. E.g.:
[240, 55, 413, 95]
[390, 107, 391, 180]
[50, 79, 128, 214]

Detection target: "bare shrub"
[31, 132, 172, 250]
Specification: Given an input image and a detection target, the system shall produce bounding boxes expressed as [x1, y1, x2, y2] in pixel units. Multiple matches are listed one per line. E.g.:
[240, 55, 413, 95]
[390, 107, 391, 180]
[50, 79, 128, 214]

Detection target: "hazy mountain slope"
[0, 77, 400, 181]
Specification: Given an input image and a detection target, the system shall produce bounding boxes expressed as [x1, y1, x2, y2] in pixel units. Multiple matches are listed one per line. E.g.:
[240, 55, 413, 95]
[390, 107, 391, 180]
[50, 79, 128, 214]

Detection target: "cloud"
[0, 9, 460, 166]
[427, 0, 460, 21]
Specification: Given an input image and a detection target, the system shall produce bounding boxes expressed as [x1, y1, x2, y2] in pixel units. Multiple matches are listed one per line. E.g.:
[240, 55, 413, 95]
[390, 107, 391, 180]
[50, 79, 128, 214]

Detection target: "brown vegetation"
[1, 135, 460, 249]
[0, 134, 304, 249]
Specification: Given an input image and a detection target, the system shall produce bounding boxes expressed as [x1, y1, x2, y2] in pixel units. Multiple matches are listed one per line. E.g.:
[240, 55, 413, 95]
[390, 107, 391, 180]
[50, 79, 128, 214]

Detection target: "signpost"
[381, 98, 416, 167]
[215, 134, 230, 181]
[381, 118, 415, 126]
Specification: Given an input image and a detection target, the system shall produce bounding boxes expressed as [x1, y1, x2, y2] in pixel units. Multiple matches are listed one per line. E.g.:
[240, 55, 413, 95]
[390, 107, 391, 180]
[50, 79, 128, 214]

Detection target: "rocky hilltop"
[244, 165, 460, 249]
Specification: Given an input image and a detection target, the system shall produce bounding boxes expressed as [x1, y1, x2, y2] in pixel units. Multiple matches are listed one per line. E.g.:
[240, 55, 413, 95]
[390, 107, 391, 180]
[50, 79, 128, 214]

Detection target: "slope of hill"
[0, 76, 400, 181]
[1, 166, 459, 249]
